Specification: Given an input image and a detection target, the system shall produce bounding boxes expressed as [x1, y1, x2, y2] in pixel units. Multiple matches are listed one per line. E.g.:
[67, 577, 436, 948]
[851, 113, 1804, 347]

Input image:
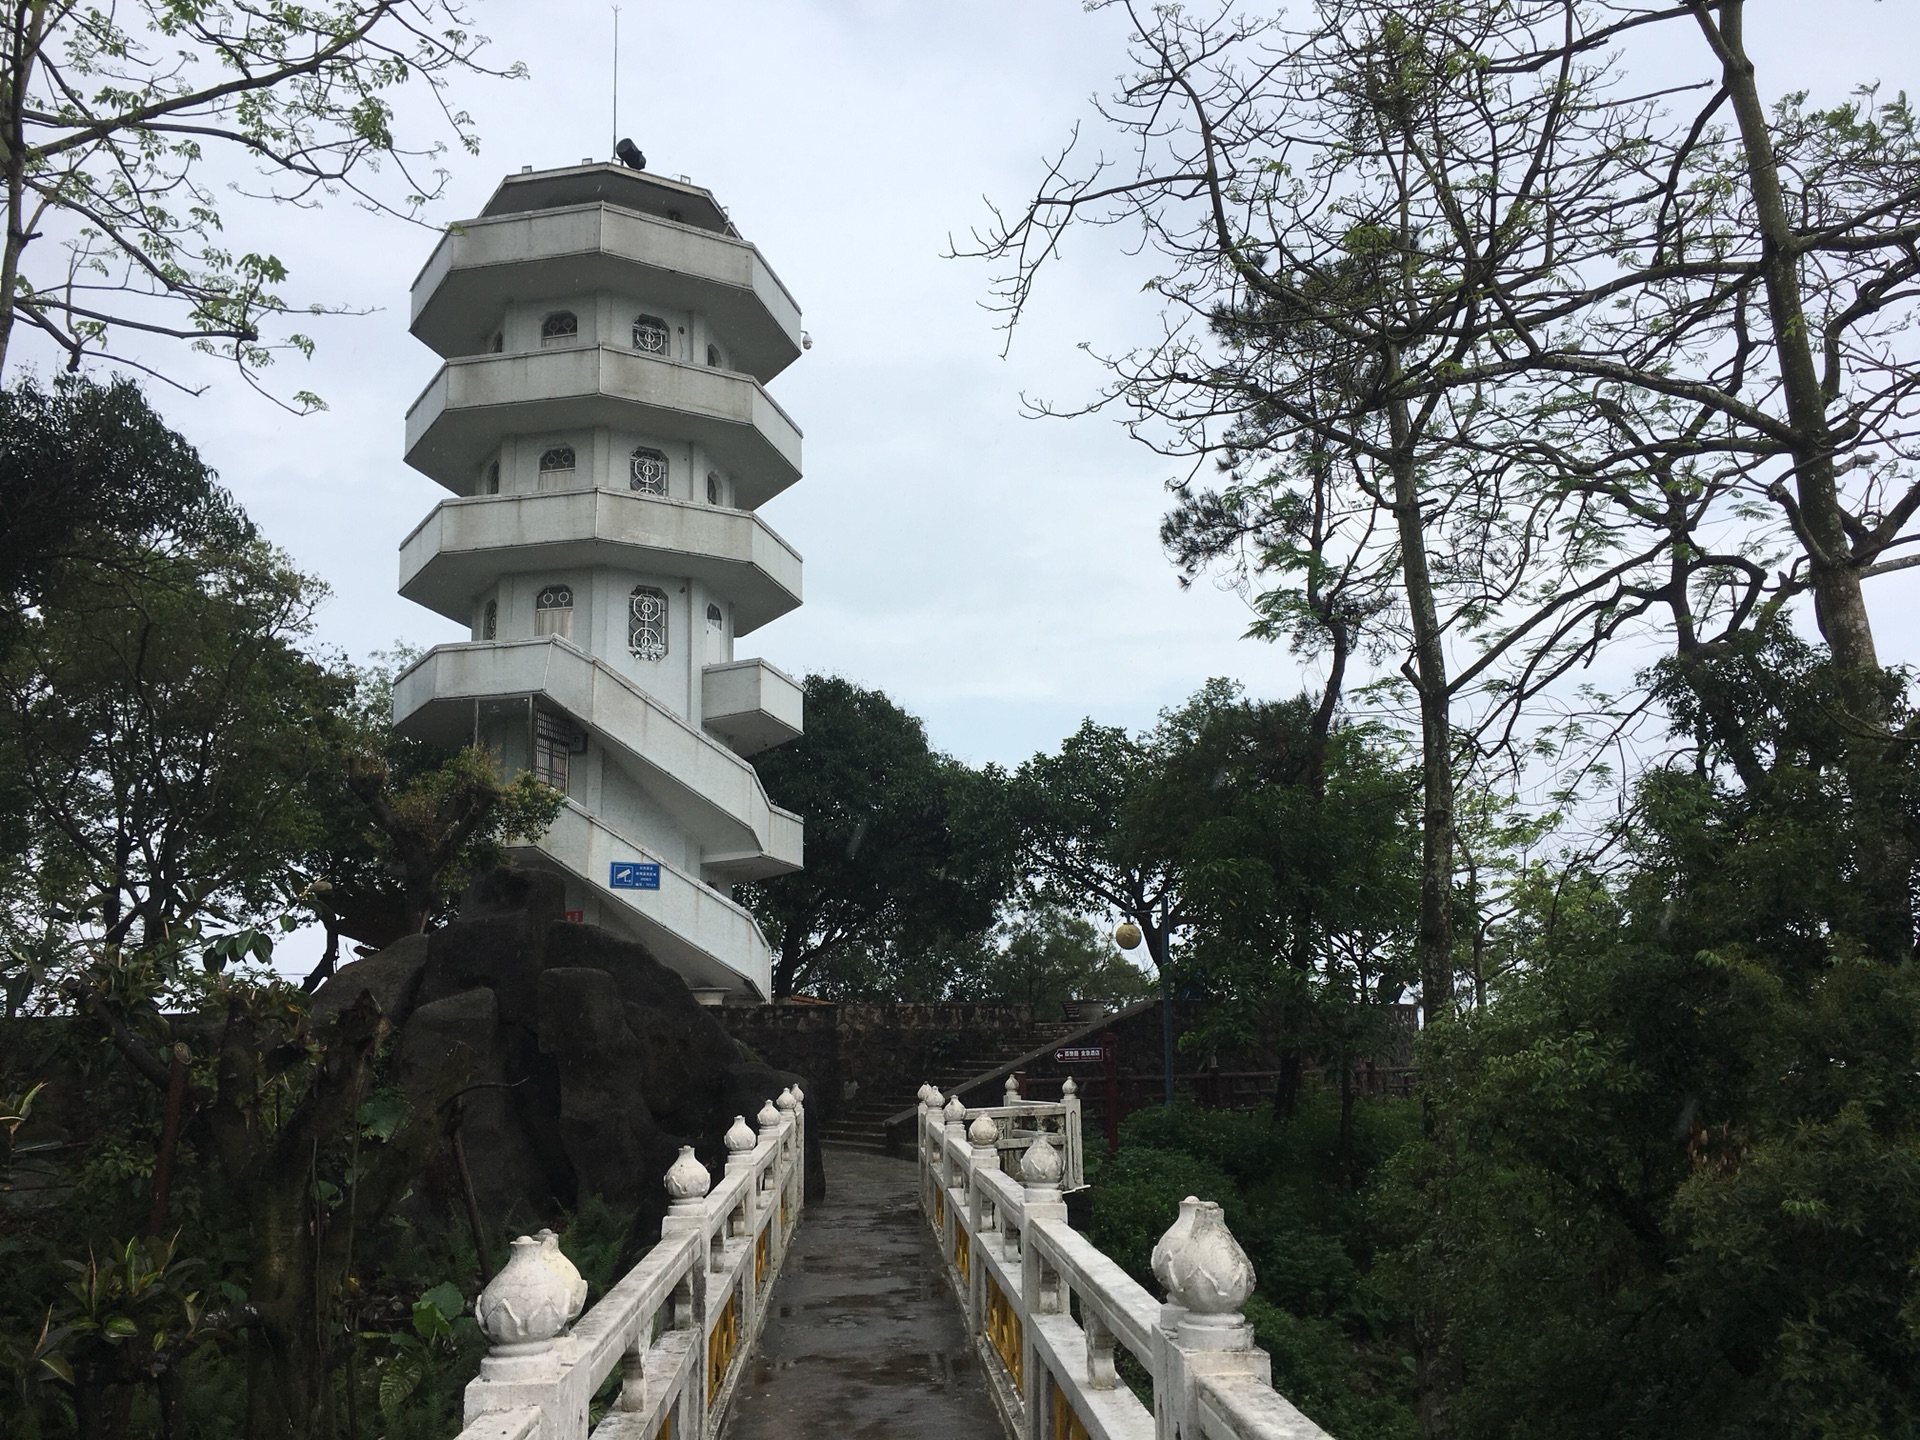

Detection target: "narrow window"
[538, 446, 576, 490]
[533, 710, 574, 790]
[483, 599, 498, 640]
[632, 314, 670, 355]
[540, 311, 579, 347]
[484, 460, 501, 495]
[490, 331, 504, 354]
[630, 447, 669, 495]
[706, 471, 722, 505]
[706, 343, 722, 368]
[628, 585, 668, 661]
[534, 584, 575, 641]
[706, 603, 724, 630]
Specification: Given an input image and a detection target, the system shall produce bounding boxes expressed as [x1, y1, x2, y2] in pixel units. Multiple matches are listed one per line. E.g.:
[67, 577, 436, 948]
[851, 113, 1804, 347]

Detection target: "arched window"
[706, 343, 723, 369]
[483, 599, 498, 640]
[632, 314, 670, 355]
[706, 603, 724, 629]
[629, 447, 669, 495]
[538, 446, 576, 490]
[706, 471, 722, 505]
[628, 586, 668, 661]
[490, 331, 504, 354]
[540, 311, 578, 347]
[534, 583, 574, 640]
[484, 460, 501, 495]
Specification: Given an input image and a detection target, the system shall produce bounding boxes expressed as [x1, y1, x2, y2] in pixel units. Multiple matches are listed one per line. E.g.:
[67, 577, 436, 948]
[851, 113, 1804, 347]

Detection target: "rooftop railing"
[917, 1079, 1333, 1440]
[454, 1087, 805, 1440]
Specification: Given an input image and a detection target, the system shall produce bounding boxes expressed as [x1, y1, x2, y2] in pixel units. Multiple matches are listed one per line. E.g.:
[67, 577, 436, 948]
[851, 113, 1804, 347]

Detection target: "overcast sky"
[14, 0, 1920, 775]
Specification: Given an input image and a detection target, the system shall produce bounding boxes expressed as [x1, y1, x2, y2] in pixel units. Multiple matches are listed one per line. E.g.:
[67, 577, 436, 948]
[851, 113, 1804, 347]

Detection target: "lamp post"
[1115, 921, 1175, 1108]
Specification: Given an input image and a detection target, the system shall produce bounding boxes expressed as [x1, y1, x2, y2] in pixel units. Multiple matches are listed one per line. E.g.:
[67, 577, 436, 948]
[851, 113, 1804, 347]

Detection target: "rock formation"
[309, 866, 822, 1237]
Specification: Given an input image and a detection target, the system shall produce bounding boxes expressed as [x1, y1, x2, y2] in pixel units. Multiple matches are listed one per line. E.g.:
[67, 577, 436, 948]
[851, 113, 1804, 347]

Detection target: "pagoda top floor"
[410, 163, 802, 381]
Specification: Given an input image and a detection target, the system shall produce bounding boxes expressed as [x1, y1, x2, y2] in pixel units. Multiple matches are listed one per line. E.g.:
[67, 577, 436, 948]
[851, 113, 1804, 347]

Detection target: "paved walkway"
[721, 1148, 1004, 1440]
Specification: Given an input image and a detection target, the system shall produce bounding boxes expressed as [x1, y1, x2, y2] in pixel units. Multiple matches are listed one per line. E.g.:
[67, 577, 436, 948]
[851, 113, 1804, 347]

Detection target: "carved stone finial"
[757, 1099, 783, 1133]
[793, 1084, 804, 1102]
[476, 1235, 576, 1351]
[925, 1086, 944, 1111]
[725, 1115, 756, 1153]
[1062, 1076, 1077, 1098]
[943, 1095, 967, 1124]
[968, 1113, 1000, 1148]
[665, 1145, 710, 1208]
[778, 1087, 799, 1111]
[918, 1083, 933, 1106]
[533, 1230, 589, 1322]
[1020, 1132, 1064, 1188]
[1004, 1074, 1021, 1102]
[1156, 1198, 1255, 1315]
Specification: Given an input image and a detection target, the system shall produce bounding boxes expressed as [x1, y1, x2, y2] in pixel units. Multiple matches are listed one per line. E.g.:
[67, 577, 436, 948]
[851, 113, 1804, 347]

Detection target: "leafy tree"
[0, 1, 521, 395]
[950, 905, 1153, 1017]
[739, 674, 1018, 998]
[297, 656, 564, 985]
[1383, 630, 1920, 1440]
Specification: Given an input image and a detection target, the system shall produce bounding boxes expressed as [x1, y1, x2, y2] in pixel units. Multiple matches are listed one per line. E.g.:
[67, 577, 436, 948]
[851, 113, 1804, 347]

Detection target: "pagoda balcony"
[702, 658, 804, 756]
[397, 488, 802, 635]
[403, 346, 802, 509]
[393, 638, 803, 882]
[409, 199, 803, 381]
[513, 799, 775, 998]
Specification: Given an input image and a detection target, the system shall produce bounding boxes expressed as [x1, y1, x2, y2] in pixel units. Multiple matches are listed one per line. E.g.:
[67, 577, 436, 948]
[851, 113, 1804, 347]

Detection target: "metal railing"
[917, 1080, 1332, 1440]
[454, 1088, 805, 1440]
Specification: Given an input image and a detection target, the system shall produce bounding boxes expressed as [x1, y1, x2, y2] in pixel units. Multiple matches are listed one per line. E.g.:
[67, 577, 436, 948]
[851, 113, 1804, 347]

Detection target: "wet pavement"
[720, 1148, 1005, 1440]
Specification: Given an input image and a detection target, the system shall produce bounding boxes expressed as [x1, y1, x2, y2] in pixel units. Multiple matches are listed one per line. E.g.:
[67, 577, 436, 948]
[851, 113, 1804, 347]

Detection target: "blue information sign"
[609, 861, 661, 890]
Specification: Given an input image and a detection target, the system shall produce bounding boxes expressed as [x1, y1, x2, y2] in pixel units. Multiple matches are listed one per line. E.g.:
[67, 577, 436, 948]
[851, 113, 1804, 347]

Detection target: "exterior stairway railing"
[917, 1079, 1333, 1440]
[454, 1087, 805, 1440]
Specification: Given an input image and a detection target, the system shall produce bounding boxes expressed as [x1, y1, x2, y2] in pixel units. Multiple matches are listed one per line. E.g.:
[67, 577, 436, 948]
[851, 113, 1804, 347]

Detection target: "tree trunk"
[1704, 1, 1912, 960]
[1387, 400, 1457, 1027]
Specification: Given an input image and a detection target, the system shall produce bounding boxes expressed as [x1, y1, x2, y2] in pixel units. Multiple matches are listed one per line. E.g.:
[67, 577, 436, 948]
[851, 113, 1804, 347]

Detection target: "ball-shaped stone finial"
[943, 1095, 967, 1124]
[757, 1099, 783, 1133]
[918, 1083, 933, 1106]
[725, 1115, 756, 1153]
[925, 1087, 944, 1111]
[1020, 1132, 1064, 1188]
[475, 1235, 576, 1350]
[1062, 1076, 1078, 1098]
[665, 1145, 711, 1206]
[792, 1084, 804, 1103]
[968, 1113, 1000, 1148]
[1156, 1198, 1255, 1315]
[1151, 1195, 1199, 1291]
[1004, 1074, 1021, 1102]
[778, 1087, 799, 1111]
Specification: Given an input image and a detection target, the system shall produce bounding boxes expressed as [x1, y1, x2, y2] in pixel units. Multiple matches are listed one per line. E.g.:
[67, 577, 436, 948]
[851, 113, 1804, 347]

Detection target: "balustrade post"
[966, 1113, 1000, 1332]
[462, 1231, 589, 1437]
[1149, 1196, 1266, 1440]
[942, 1095, 968, 1256]
[661, 1146, 714, 1440]
[1018, 1133, 1067, 1440]
[921, 1085, 943, 1217]
[777, 1087, 801, 1238]
[1061, 1075, 1084, 1190]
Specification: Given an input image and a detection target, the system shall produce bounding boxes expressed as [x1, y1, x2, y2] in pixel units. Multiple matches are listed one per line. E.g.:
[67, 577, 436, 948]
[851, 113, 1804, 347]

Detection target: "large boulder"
[356, 866, 822, 1242]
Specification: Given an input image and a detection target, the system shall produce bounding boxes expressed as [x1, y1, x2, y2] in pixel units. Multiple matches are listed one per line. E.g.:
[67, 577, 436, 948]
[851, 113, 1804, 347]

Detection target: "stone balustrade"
[454, 1087, 806, 1440]
[917, 1082, 1332, 1440]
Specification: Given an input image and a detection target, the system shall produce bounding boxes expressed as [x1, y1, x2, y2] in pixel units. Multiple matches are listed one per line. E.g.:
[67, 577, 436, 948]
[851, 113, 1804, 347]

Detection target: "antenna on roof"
[610, 5, 621, 162]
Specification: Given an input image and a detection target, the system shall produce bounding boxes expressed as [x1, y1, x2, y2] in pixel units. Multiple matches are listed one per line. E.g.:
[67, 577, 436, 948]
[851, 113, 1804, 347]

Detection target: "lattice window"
[483, 599, 497, 640]
[706, 471, 722, 505]
[630, 447, 669, 495]
[629, 585, 668, 661]
[540, 311, 578, 347]
[532, 710, 574, 790]
[534, 584, 574, 640]
[633, 314, 670, 355]
[538, 446, 576, 489]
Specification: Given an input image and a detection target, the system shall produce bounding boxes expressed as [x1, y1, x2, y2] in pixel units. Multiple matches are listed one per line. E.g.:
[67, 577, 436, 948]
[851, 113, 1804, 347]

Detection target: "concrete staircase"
[820, 1021, 1082, 1153]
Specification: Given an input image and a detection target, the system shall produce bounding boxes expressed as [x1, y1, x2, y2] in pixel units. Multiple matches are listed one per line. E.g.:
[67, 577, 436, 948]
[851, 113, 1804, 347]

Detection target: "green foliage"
[741, 674, 1020, 997]
[950, 905, 1154, 1014]
[1089, 1094, 1422, 1440]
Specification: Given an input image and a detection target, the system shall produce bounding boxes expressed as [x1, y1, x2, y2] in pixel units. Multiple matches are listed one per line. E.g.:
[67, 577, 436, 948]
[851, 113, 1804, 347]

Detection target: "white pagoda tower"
[390, 160, 806, 1001]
